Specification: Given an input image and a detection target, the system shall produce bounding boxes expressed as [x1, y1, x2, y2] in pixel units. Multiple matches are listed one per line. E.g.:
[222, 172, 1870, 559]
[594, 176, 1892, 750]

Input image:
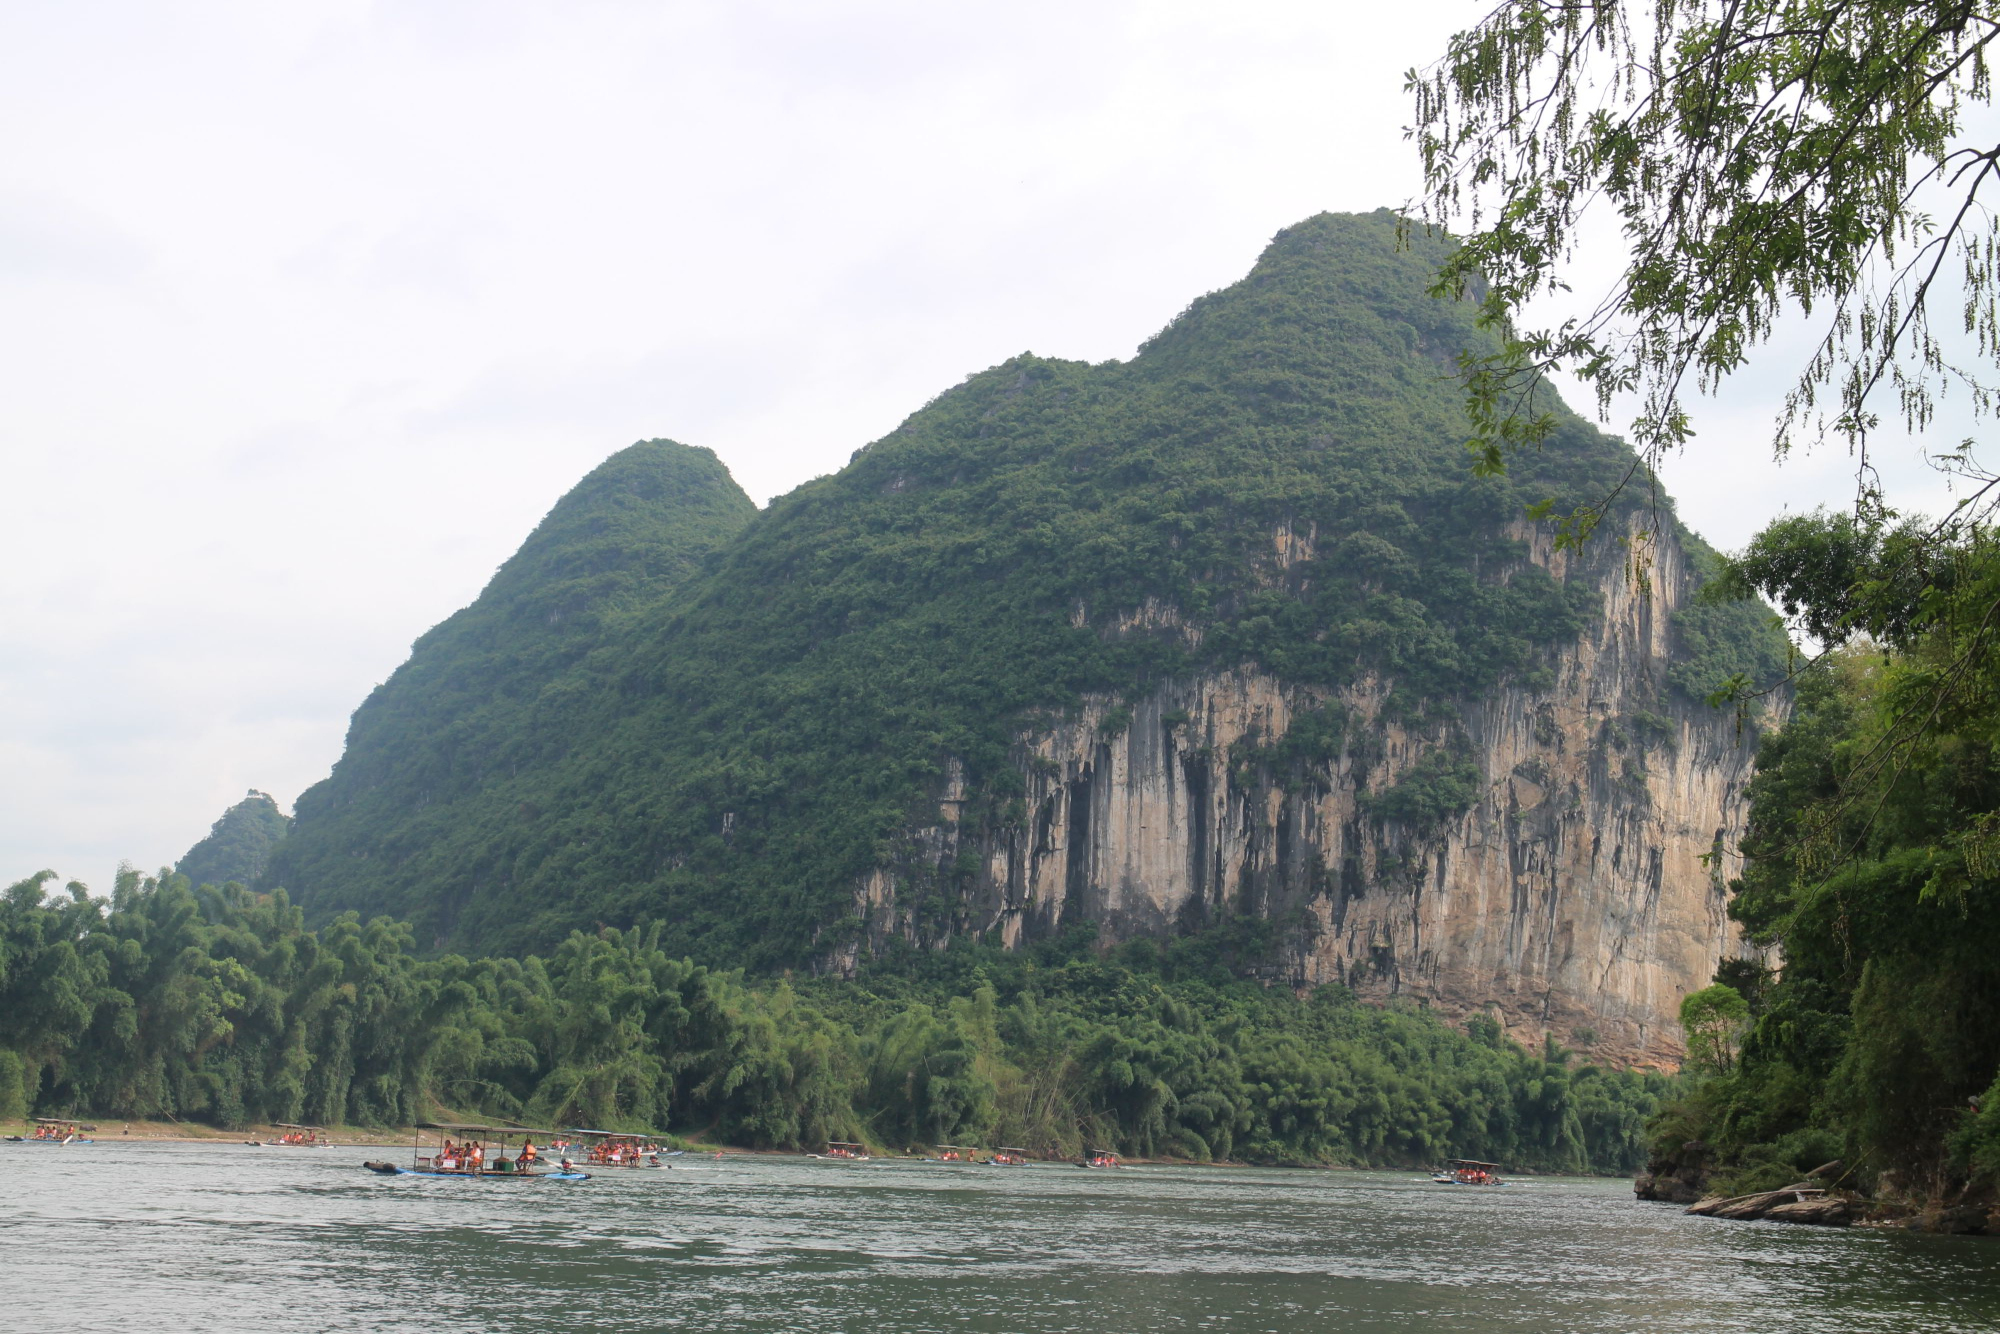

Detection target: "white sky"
[2, 1, 1984, 887]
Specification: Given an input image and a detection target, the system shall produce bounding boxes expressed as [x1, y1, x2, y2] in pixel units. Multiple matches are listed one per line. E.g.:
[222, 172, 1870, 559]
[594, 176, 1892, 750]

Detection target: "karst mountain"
[262, 211, 1785, 1066]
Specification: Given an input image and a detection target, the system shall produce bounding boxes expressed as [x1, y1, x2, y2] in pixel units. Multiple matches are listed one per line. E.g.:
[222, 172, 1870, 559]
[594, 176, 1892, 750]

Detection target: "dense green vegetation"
[1415, 1, 2000, 556]
[0, 865, 1665, 1172]
[272, 211, 1785, 965]
[176, 790, 290, 891]
[264, 440, 755, 948]
[1652, 514, 2000, 1204]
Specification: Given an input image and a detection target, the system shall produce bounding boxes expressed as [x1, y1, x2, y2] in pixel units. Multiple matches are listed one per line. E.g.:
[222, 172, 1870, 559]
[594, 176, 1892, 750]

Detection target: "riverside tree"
[1410, 0, 2000, 539]
[1678, 984, 1751, 1076]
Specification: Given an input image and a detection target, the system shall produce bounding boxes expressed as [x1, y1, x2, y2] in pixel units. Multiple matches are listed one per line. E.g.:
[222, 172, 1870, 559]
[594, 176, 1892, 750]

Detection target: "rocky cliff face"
[851, 511, 1761, 1069]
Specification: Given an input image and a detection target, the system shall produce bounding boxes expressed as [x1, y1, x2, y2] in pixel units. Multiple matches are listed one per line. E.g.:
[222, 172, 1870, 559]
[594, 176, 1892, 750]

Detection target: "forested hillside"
[0, 865, 1664, 1171]
[176, 790, 290, 890]
[1642, 516, 2000, 1211]
[271, 211, 1785, 967]
[265, 440, 755, 935]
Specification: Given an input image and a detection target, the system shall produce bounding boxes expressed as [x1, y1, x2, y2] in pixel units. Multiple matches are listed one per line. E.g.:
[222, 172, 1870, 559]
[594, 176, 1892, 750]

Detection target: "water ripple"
[1, 1143, 1994, 1332]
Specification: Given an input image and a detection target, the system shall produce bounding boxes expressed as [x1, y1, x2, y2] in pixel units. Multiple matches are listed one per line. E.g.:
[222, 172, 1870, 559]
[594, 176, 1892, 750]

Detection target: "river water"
[3, 1141, 1997, 1333]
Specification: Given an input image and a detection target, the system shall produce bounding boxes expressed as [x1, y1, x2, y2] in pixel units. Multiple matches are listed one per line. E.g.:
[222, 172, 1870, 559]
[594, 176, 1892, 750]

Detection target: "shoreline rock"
[1685, 1186, 1850, 1226]
[1634, 1140, 1711, 1204]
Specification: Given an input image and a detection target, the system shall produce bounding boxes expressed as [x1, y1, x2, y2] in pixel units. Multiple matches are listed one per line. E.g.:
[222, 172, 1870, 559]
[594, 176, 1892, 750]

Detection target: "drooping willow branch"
[1409, 0, 2000, 550]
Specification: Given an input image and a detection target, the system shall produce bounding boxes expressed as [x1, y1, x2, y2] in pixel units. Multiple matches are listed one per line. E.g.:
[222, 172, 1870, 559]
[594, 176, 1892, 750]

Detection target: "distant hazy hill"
[178, 789, 292, 888]
[272, 212, 1784, 1011]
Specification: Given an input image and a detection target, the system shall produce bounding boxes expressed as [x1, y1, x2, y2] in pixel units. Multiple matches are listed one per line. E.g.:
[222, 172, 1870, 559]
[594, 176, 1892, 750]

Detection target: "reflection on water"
[1, 1142, 1995, 1333]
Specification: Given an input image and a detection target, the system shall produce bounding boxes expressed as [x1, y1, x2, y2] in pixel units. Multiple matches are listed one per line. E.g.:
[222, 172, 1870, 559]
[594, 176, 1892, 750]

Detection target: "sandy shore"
[2, 1120, 1386, 1168]
[0, 1117, 756, 1155]
[3, 1117, 421, 1147]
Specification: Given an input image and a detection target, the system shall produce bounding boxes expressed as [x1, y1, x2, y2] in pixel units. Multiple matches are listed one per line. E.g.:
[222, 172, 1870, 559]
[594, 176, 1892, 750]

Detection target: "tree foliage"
[1651, 514, 2000, 1200]
[1679, 983, 1751, 1075]
[0, 865, 1665, 1172]
[1412, 0, 2000, 538]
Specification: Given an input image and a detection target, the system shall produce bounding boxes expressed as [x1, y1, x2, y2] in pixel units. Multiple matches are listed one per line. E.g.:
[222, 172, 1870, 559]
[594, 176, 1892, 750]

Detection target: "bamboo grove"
[0, 866, 1664, 1171]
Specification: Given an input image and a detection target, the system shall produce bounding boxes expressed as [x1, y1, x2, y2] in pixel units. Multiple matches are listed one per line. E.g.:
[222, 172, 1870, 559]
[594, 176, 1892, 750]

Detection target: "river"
[3, 1140, 1996, 1332]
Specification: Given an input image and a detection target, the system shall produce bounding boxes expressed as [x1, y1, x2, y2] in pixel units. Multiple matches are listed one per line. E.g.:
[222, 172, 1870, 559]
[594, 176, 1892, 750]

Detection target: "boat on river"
[1079, 1149, 1121, 1169]
[268, 1123, 328, 1146]
[7, 1118, 93, 1145]
[807, 1140, 870, 1161]
[1432, 1158, 1505, 1185]
[363, 1123, 588, 1180]
[986, 1147, 1032, 1165]
[565, 1127, 670, 1168]
[928, 1144, 972, 1163]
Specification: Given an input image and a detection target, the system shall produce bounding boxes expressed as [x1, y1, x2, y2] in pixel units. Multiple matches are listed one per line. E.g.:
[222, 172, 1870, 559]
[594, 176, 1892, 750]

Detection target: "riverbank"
[1637, 1141, 2000, 1235]
[1, 1116, 776, 1158]
[0, 1117, 1597, 1176]
[1, 1117, 412, 1146]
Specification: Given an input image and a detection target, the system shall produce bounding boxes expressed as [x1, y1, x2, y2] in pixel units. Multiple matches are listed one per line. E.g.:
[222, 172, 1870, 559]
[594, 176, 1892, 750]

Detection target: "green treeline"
[1654, 515, 2000, 1201]
[1, 866, 1662, 1172]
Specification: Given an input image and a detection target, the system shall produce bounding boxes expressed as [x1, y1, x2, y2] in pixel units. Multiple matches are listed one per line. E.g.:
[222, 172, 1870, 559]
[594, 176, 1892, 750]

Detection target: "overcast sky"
[3, 1, 1983, 887]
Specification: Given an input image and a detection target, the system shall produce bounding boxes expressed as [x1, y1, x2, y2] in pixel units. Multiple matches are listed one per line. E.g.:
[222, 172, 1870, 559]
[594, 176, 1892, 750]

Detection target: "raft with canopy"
[987, 1147, 1032, 1165]
[270, 1123, 328, 1146]
[809, 1141, 870, 1161]
[8, 1118, 92, 1145]
[1432, 1159, 1505, 1185]
[362, 1123, 588, 1180]
[563, 1127, 670, 1168]
[1079, 1148, 1121, 1168]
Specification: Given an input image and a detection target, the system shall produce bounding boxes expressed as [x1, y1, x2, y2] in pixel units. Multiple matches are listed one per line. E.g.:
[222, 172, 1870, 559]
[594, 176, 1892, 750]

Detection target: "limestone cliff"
[850, 511, 1762, 1068]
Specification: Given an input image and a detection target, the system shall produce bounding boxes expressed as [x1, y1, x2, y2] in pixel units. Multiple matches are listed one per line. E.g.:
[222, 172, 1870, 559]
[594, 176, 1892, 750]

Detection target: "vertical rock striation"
[852, 511, 1761, 1068]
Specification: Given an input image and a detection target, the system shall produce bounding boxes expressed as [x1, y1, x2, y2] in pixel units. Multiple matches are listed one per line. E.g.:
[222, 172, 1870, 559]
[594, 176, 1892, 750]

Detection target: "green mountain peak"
[266, 438, 755, 930]
[178, 789, 292, 889]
